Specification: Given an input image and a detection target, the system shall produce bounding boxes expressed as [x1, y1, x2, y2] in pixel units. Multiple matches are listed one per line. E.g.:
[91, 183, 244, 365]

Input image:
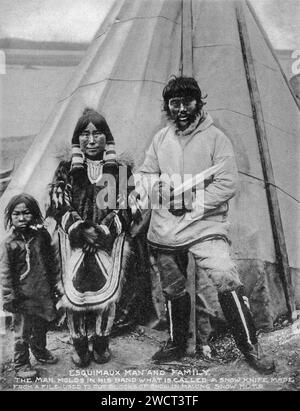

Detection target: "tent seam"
[58, 78, 166, 103]
[95, 15, 181, 41]
[211, 108, 299, 138]
[193, 44, 278, 72]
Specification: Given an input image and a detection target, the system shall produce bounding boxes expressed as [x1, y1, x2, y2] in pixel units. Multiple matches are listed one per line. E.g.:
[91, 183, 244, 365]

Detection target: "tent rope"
[238, 171, 300, 204]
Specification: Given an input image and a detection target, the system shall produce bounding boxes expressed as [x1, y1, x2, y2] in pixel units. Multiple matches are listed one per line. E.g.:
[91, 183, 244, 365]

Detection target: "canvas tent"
[0, 0, 299, 330]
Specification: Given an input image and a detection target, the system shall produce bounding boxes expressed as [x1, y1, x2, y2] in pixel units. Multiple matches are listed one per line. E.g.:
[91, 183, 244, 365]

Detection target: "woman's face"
[79, 122, 106, 158]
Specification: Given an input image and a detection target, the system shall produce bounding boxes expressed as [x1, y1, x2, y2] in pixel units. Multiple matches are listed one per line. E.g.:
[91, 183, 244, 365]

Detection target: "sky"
[0, 0, 115, 43]
[0, 0, 299, 49]
[253, 0, 300, 49]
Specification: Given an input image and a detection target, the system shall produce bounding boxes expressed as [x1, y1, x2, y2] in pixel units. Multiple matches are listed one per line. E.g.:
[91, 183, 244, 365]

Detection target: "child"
[0, 193, 59, 379]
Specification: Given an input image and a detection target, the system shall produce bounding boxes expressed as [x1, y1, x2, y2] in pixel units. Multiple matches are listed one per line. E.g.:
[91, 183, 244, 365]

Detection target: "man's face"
[168, 96, 198, 130]
[79, 122, 106, 158]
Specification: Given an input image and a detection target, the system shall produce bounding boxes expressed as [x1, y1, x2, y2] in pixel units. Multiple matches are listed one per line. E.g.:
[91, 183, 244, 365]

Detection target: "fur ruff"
[53, 143, 134, 168]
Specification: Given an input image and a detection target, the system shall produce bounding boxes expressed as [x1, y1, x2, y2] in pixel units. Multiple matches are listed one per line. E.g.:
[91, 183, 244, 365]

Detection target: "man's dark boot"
[152, 293, 191, 362]
[71, 337, 90, 367]
[93, 336, 111, 364]
[218, 287, 275, 374]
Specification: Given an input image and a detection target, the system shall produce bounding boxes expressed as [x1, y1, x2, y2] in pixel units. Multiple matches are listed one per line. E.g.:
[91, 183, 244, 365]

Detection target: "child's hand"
[3, 300, 19, 314]
[55, 301, 66, 327]
[200, 344, 212, 360]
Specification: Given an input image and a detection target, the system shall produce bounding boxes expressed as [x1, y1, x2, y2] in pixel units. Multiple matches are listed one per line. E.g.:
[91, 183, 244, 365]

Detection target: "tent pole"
[180, 0, 193, 77]
[235, 1, 295, 319]
[180, 0, 196, 355]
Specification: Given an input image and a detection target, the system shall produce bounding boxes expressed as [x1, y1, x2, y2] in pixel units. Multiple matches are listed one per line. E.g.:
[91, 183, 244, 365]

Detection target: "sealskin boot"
[71, 337, 90, 367]
[219, 287, 275, 374]
[93, 336, 111, 364]
[239, 342, 275, 375]
[152, 293, 191, 363]
[152, 339, 185, 362]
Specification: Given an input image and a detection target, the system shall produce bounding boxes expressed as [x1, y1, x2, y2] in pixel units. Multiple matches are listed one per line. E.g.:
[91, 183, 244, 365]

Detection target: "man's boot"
[71, 337, 90, 367]
[218, 287, 275, 374]
[93, 336, 111, 364]
[152, 293, 191, 362]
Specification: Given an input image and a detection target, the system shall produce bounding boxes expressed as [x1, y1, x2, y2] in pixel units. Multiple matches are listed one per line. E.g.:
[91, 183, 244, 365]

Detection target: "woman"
[47, 108, 140, 367]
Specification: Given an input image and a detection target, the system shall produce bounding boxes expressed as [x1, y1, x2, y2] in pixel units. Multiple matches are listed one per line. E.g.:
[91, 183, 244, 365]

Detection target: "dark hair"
[4, 193, 44, 230]
[72, 107, 114, 145]
[162, 75, 207, 115]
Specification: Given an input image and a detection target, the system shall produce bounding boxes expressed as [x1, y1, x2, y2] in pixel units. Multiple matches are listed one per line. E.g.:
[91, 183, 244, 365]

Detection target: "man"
[138, 76, 275, 374]
[47, 108, 139, 367]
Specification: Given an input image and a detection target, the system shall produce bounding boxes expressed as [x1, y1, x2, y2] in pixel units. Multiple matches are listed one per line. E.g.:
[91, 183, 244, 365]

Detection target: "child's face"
[11, 202, 33, 231]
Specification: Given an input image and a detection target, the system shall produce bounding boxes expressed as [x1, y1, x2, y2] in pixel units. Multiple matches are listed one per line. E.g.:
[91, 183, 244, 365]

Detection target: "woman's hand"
[82, 226, 99, 244]
[82, 226, 101, 253]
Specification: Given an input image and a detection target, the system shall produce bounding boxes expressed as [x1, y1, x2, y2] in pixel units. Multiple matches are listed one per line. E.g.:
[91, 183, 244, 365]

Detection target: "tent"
[0, 0, 299, 330]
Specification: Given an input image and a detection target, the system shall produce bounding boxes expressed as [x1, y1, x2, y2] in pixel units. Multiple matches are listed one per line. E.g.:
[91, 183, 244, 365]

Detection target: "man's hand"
[151, 180, 172, 207]
[152, 180, 188, 216]
[168, 207, 187, 216]
[168, 187, 187, 216]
